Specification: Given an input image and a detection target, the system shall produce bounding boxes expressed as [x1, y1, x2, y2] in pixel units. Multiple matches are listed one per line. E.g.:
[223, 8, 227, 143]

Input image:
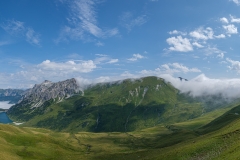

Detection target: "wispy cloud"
[120, 12, 148, 32]
[107, 59, 119, 64]
[161, 63, 201, 74]
[1, 20, 25, 35]
[192, 42, 204, 48]
[226, 58, 240, 73]
[230, 0, 240, 5]
[220, 17, 229, 24]
[128, 53, 145, 61]
[169, 30, 187, 36]
[204, 46, 226, 56]
[25, 28, 41, 45]
[94, 54, 119, 65]
[0, 41, 11, 46]
[166, 36, 193, 52]
[38, 59, 96, 73]
[140, 63, 201, 76]
[57, 0, 118, 43]
[1, 20, 40, 45]
[95, 41, 104, 47]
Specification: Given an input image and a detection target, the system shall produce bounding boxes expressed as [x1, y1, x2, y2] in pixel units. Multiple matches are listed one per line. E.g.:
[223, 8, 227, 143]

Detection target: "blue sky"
[1, 0, 240, 88]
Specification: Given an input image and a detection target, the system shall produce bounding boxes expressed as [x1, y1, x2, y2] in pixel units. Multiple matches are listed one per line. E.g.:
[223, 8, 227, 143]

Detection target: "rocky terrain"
[19, 78, 83, 108]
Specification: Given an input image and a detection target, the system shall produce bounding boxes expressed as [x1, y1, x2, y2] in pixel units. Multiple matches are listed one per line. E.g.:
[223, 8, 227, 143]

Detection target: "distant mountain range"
[6, 76, 236, 133]
[0, 89, 25, 103]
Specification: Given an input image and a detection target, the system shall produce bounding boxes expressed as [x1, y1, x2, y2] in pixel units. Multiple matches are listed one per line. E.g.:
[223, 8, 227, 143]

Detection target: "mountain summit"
[20, 78, 82, 107]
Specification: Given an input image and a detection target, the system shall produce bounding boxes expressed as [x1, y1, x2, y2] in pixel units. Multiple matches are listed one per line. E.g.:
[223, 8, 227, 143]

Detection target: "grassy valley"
[1, 103, 240, 159]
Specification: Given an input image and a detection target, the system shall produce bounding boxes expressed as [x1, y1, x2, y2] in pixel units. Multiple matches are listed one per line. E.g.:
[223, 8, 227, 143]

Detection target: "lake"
[0, 112, 12, 123]
[0, 101, 14, 123]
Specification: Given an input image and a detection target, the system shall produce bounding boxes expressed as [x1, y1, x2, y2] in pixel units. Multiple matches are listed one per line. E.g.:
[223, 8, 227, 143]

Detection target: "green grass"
[2, 102, 240, 160]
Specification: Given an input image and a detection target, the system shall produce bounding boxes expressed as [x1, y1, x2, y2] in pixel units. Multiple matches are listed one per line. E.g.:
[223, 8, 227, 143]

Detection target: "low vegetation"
[1, 103, 240, 159]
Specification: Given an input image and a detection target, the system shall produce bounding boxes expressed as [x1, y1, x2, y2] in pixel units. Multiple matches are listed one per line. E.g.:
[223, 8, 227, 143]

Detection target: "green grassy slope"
[1, 102, 240, 160]
[8, 76, 204, 132]
[98, 103, 240, 160]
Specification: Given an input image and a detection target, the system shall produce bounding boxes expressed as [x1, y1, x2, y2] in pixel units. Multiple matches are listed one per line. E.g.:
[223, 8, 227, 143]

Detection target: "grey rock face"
[21, 78, 82, 107]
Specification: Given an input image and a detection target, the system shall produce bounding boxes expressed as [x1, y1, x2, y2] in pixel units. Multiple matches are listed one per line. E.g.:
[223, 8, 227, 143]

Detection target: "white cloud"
[1, 20, 40, 45]
[140, 63, 201, 76]
[107, 59, 119, 64]
[230, 15, 240, 23]
[162, 63, 201, 73]
[165, 74, 240, 98]
[168, 30, 187, 35]
[223, 24, 238, 34]
[93, 54, 120, 64]
[189, 27, 214, 40]
[226, 58, 240, 73]
[217, 53, 224, 59]
[192, 42, 204, 48]
[166, 36, 193, 52]
[220, 17, 229, 24]
[38, 60, 96, 73]
[120, 12, 148, 32]
[95, 54, 107, 57]
[215, 34, 226, 39]
[231, 0, 240, 5]
[128, 54, 145, 61]
[57, 0, 118, 42]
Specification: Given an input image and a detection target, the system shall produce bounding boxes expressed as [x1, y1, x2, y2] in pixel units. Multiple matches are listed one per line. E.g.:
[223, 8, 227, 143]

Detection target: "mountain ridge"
[7, 76, 206, 132]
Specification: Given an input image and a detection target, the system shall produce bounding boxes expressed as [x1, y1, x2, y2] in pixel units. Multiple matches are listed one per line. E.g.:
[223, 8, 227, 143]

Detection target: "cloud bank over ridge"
[162, 74, 240, 99]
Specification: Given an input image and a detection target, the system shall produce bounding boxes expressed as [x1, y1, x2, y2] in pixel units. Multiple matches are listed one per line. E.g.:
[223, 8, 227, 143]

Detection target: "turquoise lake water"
[0, 101, 13, 123]
[0, 112, 12, 123]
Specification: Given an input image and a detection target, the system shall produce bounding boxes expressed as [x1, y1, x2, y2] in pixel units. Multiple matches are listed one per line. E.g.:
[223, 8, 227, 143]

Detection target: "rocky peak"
[178, 77, 188, 81]
[22, 78, 82, 107]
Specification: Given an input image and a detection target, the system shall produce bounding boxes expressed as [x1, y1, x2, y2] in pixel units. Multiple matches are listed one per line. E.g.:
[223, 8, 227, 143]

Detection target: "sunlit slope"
[1, 103, 240, 160]
[98, 103, 240, 160]
[0, 124, 89, 160]
[199, 104, 240, 134]
[8, 76, 204, 132]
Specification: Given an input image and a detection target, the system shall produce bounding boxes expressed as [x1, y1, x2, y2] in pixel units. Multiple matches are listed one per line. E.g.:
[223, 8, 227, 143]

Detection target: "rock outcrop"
[20, 78, 82, 107]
